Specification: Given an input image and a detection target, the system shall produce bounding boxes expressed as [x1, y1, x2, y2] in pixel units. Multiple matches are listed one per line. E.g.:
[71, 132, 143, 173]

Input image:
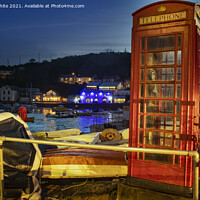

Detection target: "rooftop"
[99, 82, 121, 87]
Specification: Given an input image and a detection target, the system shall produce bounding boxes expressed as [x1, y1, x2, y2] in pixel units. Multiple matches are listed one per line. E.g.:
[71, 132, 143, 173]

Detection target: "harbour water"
[26, 108, 122, 133]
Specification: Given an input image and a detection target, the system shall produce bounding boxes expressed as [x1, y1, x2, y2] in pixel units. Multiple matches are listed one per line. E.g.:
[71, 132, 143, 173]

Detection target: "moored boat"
[92, 108, 108, 115]
[46, 111, 77, 118]
[39, 128, 129, 178]
[26, 117, 35, 122]
[41, 148, 127, 179]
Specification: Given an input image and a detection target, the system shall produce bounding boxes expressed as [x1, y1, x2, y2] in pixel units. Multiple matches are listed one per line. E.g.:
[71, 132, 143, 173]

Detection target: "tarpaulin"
[0, 112, 42, 199]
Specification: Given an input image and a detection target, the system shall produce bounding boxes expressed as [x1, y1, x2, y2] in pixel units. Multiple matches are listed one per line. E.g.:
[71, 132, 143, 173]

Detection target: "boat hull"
[41, 148, 127, 178]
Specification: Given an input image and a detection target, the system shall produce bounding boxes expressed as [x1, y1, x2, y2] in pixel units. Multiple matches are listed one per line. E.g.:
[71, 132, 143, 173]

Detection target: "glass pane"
[139, 131, 143, 144]
[147, 68, 174, 81]
[175, 155, 179, 165]
[176, 101, 181, 114]
[145, 150, 173, 164]
[176, 84, 181, 98]
[141, 53, 145, 66]
[147, 51, 175, 66]
[176, 117, 180, 131]
[146, 116, 174, 130]
[166, 101, 174, 114]
[146, 100, 174, 114]
[177, 34, 182, 49]
[139, 152, 143, 160]
[140, 84, 144, 97]
[165, 132, 173, 147]
[145, 132, 173, 147]
[146, 84, 174, 98]
[147, 35, 175, 51]
[139, 146, 143, 160]
[140, 100, 144, 113]
[175, 134, 180, 148]
[177, 50, 182, 65]
[141, 69, 144, 81]
[140, 115, 144, 128]
[177, 67, 181, 81]
[142, 37, 145, 51]
[145, 131, 159, 145]
[160, 132, 164, 146]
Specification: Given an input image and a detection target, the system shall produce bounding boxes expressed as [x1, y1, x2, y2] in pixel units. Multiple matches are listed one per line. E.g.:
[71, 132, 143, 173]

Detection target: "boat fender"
[18, 107, 27, 122]
[100, 128, 122, 142]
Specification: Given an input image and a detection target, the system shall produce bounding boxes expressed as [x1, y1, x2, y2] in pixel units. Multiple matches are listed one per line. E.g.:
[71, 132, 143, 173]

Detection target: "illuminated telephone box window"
[128, 1, 200, 197]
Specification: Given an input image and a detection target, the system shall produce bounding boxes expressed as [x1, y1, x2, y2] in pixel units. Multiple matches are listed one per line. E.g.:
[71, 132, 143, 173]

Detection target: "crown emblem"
[157, 5, 166, 12]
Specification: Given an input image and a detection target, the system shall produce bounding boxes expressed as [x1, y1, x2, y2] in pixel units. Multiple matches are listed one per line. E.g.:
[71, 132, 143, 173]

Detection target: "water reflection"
[27, 108, 113, 133]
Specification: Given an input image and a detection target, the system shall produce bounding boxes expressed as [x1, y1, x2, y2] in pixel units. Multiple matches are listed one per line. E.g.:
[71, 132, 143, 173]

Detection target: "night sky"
[0, 0, 199, 66]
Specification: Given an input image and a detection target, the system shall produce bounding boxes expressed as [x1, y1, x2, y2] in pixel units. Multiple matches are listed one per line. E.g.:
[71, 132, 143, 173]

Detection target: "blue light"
[91, 99, 93, 102]
[99, 92, 103, 96]
[107, 93, 110, 96]
[82, 92, 86, 96]
[90, 92, 94, 96]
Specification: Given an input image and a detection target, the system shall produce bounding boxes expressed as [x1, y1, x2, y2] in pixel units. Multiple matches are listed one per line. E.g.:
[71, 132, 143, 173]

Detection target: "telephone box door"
[129, 24, 196, 187]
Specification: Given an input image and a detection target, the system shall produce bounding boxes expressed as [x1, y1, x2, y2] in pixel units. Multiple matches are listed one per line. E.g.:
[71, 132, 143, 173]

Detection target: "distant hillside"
[0, 52, 131, 95]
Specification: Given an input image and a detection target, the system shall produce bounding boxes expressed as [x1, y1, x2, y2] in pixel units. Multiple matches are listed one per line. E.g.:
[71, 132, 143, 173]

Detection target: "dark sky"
[0, 0, 199, 65]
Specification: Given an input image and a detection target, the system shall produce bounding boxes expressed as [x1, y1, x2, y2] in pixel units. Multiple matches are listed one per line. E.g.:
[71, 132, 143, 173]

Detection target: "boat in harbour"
[46, 111, 77, 118]
[92, 108, 108, 115]
[38, 128, 129, 178]
[26, 117, 35, 122]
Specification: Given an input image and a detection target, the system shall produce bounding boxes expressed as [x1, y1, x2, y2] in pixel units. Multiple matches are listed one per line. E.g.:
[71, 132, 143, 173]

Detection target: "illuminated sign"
[139, 11, 186, 25]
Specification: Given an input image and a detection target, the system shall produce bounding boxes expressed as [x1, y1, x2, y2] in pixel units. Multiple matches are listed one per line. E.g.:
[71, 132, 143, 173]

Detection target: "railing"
[0, 136, 199, 200]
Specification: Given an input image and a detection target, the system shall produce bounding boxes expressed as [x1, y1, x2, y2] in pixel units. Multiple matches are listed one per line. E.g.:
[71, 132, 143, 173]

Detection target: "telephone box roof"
[132, 0, 195, 16]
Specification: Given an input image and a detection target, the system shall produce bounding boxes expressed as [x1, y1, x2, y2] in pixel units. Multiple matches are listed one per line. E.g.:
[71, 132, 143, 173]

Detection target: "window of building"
[86, 98, 90, 103]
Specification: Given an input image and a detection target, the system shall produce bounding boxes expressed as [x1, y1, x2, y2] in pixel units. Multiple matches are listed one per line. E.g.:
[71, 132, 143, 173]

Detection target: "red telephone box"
[128, 1, 200, 196]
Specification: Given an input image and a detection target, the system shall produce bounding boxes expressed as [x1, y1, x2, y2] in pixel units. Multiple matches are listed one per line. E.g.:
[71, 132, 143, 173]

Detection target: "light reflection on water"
[27, 108, 111, 133]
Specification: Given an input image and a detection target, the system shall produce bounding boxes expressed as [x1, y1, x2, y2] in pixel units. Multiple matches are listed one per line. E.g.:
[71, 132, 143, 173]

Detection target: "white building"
[113, 89, 130, 103]
[0, 85, 19, 102]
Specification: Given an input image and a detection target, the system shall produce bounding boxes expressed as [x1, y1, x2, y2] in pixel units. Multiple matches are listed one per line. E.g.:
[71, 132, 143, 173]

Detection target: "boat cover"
[0, 112, 42, 199]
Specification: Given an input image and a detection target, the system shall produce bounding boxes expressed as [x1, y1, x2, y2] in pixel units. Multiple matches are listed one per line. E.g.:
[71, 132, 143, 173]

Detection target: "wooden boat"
[32, 129, 81, 139]
[41, 148, 127, 179]
[26, 117, 35, 122]
[46, 112, 77, 118]
[74, 110, 93, 117]
[40, 129, 129, 178]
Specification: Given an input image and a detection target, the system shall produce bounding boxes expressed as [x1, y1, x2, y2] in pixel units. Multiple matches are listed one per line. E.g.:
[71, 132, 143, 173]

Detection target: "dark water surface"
[26, 108, 113, 133]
